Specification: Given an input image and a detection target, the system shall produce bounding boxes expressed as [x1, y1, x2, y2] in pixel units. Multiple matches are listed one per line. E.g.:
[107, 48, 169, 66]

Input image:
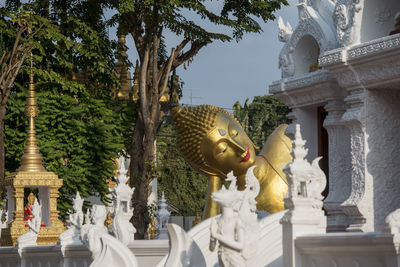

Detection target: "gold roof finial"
[17, 53, 46, 172]
[132, 60, 139, 102]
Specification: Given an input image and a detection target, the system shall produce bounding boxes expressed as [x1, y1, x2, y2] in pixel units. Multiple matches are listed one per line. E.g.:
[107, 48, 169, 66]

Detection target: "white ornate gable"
[279, 0, 337, 78]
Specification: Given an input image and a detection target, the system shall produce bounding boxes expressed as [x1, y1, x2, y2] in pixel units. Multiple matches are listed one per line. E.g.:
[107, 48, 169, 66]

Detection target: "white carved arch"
[279, 1, 338, 78]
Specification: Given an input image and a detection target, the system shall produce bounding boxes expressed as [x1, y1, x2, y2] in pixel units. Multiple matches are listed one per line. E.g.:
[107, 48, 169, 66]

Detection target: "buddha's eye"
[230, 129, 239, 138]
[216, 142, 228, 156]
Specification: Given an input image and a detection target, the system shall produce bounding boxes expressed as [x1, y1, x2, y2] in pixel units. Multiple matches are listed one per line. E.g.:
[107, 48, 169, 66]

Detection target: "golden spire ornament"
[18, 53, 45, 172]
[1, 54, 65, 246]
[132, 60, 139, 102]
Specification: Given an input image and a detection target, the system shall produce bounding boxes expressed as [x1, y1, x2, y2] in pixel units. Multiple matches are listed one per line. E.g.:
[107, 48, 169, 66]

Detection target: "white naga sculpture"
[17, 198, 42, 248]
[81, 204, 138, 267]
[278, 16, 293, 43]
[59, 192, 84, 246]
[156, 192, 170, 240]
[209, 166, 261, 267]
[110, 157, 136, 245]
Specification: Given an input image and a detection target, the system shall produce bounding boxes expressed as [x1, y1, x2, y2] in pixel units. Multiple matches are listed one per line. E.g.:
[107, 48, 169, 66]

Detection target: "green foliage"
[156, 117, 208, 216]
[233, 95, 291, 151]
[115, 0, 288, 43]
[2, 1, 126, 218]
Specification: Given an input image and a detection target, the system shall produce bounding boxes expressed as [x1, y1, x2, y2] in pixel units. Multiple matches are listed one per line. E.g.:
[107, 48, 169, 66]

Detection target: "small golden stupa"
[0, 55, 65, 246]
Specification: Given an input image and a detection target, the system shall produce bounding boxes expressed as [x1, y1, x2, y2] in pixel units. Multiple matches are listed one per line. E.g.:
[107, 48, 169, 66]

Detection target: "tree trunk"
[130, 110, 159, 239]
[0, 106, 6, 188]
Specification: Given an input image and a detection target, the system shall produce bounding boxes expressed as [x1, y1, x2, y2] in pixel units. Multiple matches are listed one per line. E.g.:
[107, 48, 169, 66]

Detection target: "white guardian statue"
[209, 166, 261, 267]
[17, 198, 42, 248]
[81, 204, 138, 267]
[59, 192, 84, 246]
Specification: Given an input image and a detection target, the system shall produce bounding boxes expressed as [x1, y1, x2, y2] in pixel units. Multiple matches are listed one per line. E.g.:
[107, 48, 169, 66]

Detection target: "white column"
[38, 187, 50, 226]
[6, 186, 14, 225]
[323, 100, 352, 232]
[340, 88, 373, 232]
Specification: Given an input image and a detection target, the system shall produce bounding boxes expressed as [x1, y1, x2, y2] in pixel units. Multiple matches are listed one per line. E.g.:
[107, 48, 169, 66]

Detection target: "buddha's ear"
[199, 165, 227, 179]
[252, 141, 260, 151]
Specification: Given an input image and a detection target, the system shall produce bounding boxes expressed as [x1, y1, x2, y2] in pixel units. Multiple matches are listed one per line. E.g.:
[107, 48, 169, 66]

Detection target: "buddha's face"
[201, 113, 256, 178]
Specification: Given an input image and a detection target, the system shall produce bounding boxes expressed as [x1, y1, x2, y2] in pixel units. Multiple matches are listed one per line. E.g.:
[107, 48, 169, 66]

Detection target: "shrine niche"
[293, 35, 320, 76]
[1, 57, 65, 246]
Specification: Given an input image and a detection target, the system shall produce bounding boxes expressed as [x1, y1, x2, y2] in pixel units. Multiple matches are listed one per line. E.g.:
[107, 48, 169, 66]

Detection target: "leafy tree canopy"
[2, 1, 127, 217]
[233, 95, 291, 151]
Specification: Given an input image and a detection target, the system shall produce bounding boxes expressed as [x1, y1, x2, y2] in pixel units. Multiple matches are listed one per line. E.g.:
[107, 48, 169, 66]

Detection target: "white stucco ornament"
[384, 209, 400, 234]
[333, 0, 362, 46]
[209, 166, 261, 267]
[17, 198, 41, 248]
[284, 124, 326, 208]
[110, 156, 136, 245]
[81, 204, 138, 267]
[59, 192, 84, 246]
[156, 192, 171, 240]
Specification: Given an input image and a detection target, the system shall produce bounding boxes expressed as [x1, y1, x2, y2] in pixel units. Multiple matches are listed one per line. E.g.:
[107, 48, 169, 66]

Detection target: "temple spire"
[17, 53, 46, 172]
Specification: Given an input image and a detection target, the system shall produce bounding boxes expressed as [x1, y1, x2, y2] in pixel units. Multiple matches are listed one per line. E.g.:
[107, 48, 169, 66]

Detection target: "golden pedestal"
[1, 171, 65, 246]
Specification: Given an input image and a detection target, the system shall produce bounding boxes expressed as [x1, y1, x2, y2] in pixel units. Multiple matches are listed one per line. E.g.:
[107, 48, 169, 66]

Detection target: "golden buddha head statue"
[172, 105, 257, 179]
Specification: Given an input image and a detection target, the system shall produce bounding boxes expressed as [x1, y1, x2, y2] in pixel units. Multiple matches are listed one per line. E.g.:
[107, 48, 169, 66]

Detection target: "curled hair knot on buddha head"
[172, 105, 238, 177]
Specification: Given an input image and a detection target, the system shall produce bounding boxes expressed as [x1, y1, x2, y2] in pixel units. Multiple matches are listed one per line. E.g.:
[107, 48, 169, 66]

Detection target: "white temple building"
[270, 0, 400, 234]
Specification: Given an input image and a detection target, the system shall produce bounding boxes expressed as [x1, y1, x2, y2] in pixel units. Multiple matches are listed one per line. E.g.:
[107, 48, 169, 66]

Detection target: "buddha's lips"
[240, 149, 250, 162]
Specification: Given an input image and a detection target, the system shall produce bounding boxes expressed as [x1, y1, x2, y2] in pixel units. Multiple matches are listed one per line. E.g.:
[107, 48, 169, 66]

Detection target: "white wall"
[295, 106, 319, 162]
[360, 0, 400, 42]
[366, 89, 400, 232]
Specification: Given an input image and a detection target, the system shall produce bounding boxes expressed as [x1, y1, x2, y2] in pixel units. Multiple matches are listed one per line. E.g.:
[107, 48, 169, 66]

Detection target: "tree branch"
[139, 45, 150, 129]
[172, 40, 209, 68]
[157, 38, 189, 86]
[159, 48, 175, 101]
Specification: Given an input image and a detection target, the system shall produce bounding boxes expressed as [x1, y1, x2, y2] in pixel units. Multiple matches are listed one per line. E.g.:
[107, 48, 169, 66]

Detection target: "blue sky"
[177, 2, 298, 109]
[112, 1, 299, 110]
